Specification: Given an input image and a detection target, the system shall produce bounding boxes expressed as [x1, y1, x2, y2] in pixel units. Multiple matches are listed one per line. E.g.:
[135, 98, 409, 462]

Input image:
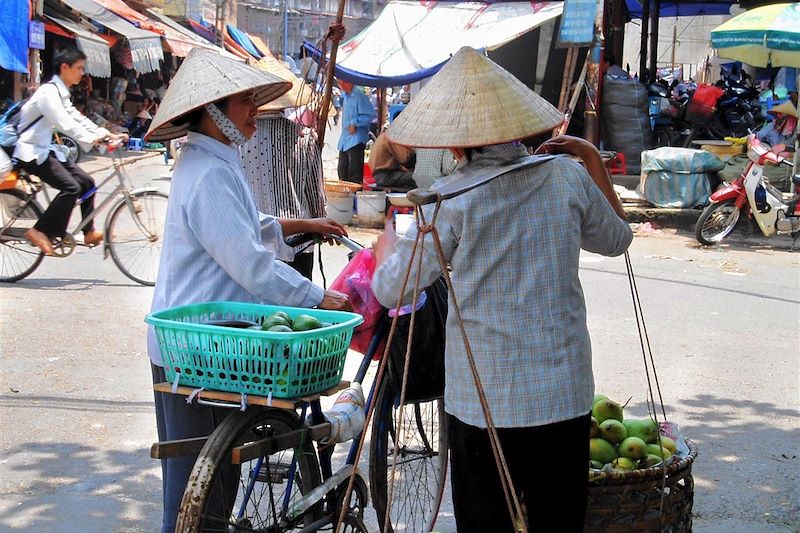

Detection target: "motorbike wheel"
[695, 200, 740, 245]
[653, 126, 675, 147]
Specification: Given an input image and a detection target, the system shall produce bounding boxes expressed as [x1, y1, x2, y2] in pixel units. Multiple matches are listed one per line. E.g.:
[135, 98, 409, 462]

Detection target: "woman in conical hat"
[144, 48, 351, 532]
[371, 47, 633, 533]
[240, 55, 327, 280]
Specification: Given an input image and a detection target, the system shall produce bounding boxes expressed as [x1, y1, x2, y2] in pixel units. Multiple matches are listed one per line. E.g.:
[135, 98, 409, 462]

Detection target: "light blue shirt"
[147, 132, 325, 366]
[337, 88, 376, 152]
[372, 143, 633, 429]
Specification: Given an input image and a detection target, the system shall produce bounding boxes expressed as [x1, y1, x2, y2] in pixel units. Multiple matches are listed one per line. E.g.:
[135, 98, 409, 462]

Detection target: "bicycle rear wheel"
[0, 189, 44, 282]
[106, 190, 168, 286]
[369, 377, 448, 533]
[177, 408, 322, 532]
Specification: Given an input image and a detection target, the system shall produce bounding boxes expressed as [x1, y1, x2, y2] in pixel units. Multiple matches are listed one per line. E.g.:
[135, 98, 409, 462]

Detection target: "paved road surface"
[0, 153, 798, 532]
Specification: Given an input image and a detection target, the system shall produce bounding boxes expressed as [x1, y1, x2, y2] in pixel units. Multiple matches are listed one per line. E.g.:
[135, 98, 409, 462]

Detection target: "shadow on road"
[626, 394, 800, 527]
[0, 440, 160, 532]
[1, 278, 142, 290]
[0, 395, 154, 414]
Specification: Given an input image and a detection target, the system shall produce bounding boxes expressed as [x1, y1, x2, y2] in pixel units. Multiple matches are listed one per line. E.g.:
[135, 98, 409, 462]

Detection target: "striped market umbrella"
[711, 3, 800, 67]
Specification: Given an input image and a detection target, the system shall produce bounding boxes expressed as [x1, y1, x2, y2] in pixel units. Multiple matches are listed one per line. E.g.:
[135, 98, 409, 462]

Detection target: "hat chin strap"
[205, 103, 248, 146]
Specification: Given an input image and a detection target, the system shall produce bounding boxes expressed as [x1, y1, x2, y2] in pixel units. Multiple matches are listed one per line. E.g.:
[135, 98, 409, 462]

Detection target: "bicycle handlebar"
[284, 233, 364, 252]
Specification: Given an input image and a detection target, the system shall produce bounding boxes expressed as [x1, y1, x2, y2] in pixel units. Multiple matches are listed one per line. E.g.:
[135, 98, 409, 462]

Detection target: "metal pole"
[282, 0, 288, 60]
[639, 0, 649, 81]
[316, 0, 347, 147]
[670, 23, 677, 73]
[648, 0, 660, 83]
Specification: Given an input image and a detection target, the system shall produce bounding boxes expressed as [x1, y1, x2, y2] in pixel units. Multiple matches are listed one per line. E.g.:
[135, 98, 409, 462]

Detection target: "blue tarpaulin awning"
[0, 0, 30, 74]
[302, 41, 447, 87]
[624, 0, 734, 18]
[226, 24, 263, 59]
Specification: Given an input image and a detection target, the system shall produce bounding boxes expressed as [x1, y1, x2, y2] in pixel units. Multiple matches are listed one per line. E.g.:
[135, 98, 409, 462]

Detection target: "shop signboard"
[557, 0, 597, 47]
[29, 21, 46, 50]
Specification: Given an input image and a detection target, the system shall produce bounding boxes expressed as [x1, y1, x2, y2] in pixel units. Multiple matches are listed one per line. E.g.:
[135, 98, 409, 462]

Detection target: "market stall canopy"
[58, 0, 163, 73]
[47, 15, 111, 77]
[253, 52, 313, 112]
[303, 0, 563, 87]
[711, 3, 800, 67]
[146, 8, 244, 61]
[0, 0, 29, 74]
[625, 0, 735, 18]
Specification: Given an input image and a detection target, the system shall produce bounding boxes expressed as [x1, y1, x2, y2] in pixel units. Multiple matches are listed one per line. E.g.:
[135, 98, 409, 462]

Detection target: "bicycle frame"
[37, 150, 140, 237]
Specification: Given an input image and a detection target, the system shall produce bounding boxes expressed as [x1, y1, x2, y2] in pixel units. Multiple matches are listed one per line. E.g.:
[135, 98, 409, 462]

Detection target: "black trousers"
[287, 251, 314, 281]
[373, 168, 417, 191]
[448, 413, 590, 533]
[18, 152, 96, 238]
[337, 143, 365, 184]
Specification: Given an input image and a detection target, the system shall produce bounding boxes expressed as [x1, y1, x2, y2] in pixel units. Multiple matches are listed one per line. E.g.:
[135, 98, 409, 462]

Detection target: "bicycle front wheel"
[0, 189, 44, 283]
[177, 408, 322, 532]
[369, 377, 448, 533]
[107, 190, 168, 286]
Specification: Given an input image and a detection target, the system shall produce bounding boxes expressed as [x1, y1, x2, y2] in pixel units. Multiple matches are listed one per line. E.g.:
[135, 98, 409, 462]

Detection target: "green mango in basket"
[262, 315, 291, 330]
[292, 314, 323, 331]
[273, 311, 292, 323]
[267, 325, 293, 333]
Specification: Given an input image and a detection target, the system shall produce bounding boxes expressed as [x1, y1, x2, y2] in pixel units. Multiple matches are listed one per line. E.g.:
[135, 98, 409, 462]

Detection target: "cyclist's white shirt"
[14, 76, 110, 165]
[147, 132, 325, 366]
[372, 143, 634, 429]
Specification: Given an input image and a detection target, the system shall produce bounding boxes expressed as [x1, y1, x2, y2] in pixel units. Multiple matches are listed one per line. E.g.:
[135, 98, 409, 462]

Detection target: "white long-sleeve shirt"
[13, 76, 109, 165]
[147, 132, 325, 366]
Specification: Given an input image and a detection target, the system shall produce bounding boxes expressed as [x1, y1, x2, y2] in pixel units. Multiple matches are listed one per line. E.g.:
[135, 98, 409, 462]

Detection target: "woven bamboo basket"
[324, 179, 362, 194]
[585, 439, 698, 532]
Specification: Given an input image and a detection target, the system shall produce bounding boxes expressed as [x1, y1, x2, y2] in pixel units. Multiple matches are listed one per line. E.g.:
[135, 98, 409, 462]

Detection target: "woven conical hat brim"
[386, 47, 563, 148]
[145, 48, 292, 142]
[770, 101, 798, 118]
[253, 55, 312, 112]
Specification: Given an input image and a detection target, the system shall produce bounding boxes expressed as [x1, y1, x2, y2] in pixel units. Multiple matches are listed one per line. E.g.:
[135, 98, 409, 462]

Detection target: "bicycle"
[149, 235, 448, 532]
[0, 142, 168, 285]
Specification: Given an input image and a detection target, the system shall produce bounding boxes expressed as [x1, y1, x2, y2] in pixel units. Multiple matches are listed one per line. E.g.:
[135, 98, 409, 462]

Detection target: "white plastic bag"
[309, 383, 366, 445]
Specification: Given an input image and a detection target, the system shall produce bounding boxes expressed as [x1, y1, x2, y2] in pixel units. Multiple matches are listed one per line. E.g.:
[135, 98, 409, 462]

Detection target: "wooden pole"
[583, 0, 605, 146]
[557, 47, 578, 112]
[377, 87, 387, 132]
[316, 0, 347, 148]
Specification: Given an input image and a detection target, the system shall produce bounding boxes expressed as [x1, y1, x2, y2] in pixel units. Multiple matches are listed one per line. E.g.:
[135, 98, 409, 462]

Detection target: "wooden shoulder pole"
[316, 0, 348, 148]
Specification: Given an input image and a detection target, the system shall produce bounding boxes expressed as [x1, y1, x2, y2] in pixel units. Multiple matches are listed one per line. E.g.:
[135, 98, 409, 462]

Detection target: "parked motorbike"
[695, 135, 799, 250]
[652, 71, 763, 148]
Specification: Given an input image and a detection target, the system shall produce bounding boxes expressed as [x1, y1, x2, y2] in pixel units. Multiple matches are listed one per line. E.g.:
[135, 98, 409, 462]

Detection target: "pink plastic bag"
[330, 249, 384, 355]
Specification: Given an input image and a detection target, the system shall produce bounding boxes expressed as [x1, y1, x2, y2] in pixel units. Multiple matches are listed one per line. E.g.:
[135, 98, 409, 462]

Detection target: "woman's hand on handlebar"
[318, 289, 352, 312]
[280, 217, 348, 242]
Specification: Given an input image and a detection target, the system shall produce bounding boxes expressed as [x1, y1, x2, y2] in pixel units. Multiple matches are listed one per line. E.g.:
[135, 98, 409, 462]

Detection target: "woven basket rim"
[589, 439, 698, 485]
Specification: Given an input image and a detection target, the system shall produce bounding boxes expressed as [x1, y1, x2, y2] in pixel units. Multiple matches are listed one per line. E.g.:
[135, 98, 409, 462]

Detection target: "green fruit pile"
[260, 311, 333, 333]
[589, 394, 677, 472]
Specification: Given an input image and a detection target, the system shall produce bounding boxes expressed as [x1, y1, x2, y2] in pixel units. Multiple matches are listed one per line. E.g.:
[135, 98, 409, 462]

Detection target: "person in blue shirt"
[336, 79, 376, 184]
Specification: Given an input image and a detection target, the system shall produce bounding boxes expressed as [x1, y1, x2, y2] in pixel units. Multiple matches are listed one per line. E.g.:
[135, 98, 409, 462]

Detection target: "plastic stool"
[362, 163, 376, 190]
[608, 152, 626, 175]
[387, 205, 413, 219]
[127, 137, 144, 151]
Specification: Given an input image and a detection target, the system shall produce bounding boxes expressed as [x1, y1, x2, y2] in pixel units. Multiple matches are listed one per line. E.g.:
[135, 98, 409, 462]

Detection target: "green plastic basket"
[146, 301, 363, 399]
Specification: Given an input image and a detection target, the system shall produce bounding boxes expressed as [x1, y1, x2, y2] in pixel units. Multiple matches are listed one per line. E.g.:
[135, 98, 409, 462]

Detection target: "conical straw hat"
[386, 47, 563, 148]
[769, 101, 798, 118]
[145, 48, 292, 141]
[253, 54, 312, 113]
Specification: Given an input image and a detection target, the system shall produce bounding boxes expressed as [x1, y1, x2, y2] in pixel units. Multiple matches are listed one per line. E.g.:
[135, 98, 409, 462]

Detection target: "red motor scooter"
[695, 135, 800, 250]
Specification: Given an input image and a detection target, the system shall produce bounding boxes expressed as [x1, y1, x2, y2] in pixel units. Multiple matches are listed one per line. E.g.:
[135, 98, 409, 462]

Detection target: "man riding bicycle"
[13, 48, 128, 255]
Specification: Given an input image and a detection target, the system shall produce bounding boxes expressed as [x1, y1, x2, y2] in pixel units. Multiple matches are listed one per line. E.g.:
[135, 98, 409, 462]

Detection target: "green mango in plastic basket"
[262, 315, 290, 330]
[292, 314, 323, 332]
